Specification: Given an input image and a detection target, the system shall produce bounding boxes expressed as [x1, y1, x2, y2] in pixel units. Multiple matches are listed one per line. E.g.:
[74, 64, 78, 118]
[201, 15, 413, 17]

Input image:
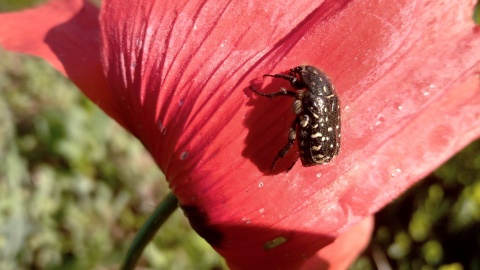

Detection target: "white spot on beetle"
[312, 145, 322, 151]
[300, 115, 309, 127]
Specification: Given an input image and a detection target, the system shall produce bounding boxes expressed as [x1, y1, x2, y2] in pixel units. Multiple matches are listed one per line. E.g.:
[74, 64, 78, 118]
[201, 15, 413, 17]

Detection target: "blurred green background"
[1, 1, 479, 270]
[0, 37, 223, 270]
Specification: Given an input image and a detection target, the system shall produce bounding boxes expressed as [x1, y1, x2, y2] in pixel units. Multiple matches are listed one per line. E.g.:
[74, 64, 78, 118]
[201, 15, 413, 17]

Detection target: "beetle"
[250, 65, 340, 170]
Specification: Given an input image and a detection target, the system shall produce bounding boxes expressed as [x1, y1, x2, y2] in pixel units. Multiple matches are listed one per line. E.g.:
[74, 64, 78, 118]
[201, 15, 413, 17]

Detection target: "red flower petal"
[301, 216, 374, 270]
[2, 0, 480, 269]
[0, 0, 128, 129]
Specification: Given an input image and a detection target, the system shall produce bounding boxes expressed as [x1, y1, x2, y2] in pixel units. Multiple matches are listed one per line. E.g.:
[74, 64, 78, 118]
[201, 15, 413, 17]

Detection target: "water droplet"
[422, 83, 436, 97]
[180, 151, 188, 160]
[316, 172, 322, 178]
[397, 105, 403, 111]
[245, 220, 251, 224]
[391, 168, 402, 177]
[258, 181, 264, 188]
[179, 99, 184, 106]
[259, 208, 264, 213]
[375, 114, 385, 127]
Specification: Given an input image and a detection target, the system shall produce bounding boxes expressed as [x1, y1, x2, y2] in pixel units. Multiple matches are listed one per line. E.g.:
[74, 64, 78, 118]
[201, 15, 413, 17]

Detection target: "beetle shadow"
[242, 74, 302, 175]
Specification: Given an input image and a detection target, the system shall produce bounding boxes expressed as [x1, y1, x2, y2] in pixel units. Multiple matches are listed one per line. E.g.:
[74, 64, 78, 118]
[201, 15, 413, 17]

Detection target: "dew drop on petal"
[316, 172, 322, 178]
[258, 181, 264, 188]
[423, 83, 436, 97]
[179, 99, 184, 107]
[375, 114, 385, 127]
[243, 217, 252, 224]
[180, 151, 188, 160]
[391, 168, 402, 178]
[259, 208, 264, 213]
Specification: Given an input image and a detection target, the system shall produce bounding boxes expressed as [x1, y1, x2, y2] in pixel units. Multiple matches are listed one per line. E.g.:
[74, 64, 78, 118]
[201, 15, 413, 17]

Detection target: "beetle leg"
[286, 156, 299, 172]
[271, 117, 299, 170]
[264, 73, 305, 89]
[250, 86, 296, 98]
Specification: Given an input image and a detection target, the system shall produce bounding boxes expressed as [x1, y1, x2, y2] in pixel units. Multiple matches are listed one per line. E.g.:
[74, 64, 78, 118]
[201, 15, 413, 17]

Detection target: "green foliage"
[354, 141, 480, 269]
[474, 0, 480, 25]
[0, 51, 223, 269]
[0, 0, 45, 12]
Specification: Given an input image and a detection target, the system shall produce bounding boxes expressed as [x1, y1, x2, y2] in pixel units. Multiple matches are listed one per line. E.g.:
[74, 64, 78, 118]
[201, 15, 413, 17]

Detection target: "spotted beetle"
[250, 65, 340, 170]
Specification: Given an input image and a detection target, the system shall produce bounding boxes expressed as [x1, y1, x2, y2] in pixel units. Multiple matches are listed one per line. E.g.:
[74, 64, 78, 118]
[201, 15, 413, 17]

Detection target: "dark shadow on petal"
[242, 74, 301, 175]
[181, 204, 225, 247]
[179, 203, 334, 269]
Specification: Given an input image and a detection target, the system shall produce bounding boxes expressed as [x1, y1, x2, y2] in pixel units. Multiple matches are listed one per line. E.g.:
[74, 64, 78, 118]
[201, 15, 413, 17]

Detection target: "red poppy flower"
[1, 0, 480, 269]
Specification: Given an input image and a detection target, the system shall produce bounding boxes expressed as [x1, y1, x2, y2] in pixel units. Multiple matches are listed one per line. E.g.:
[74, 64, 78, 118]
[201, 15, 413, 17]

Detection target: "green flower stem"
[121, 191, 179, 270]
